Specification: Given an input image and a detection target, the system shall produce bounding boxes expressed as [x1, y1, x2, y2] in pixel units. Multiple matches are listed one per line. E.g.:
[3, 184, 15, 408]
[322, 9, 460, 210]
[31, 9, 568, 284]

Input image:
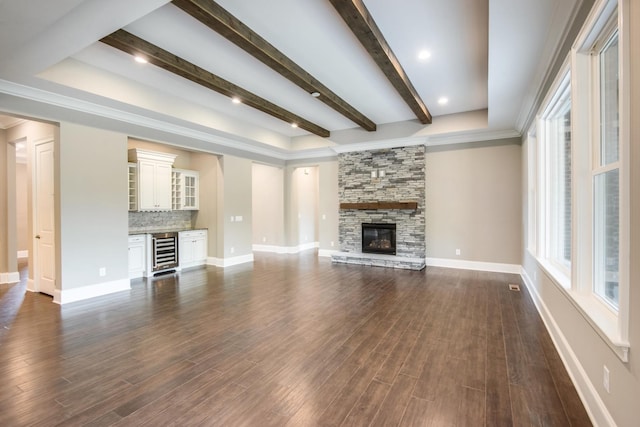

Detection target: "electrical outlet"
[322, 214, 326, 220]
[230, 247, 235, 254]
[99, 267, 106, 277]
[455, 249, 461, 256]
[230, 216, 235, 222]
[235, 215, 243, 222]
[330, 241, 334, 247]
[262, 236, 267, 243]
[603, 365, 610, 393]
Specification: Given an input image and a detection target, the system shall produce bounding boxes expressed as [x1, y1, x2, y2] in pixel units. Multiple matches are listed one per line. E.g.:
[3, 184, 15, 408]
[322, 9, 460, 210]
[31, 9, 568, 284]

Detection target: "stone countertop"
[129, 228, 207, 235]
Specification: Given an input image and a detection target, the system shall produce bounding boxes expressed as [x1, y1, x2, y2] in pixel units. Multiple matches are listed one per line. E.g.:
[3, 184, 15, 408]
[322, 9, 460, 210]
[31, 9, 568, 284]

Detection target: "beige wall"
[0, 129, 12, 274]
[191, 152, 219, 257]
[284, 159, 338, 251]
[16, 162, 27, 252]
[293, 167, 319, 246]
[5, 120, 58, 282]
[253, 160, 337, 251]
[252, 163, 284, 246]
[59, 123, 128, 290]
[318, 160, 339, 251]
[425, 139, 522, 265]
[218, 155, 253, 258]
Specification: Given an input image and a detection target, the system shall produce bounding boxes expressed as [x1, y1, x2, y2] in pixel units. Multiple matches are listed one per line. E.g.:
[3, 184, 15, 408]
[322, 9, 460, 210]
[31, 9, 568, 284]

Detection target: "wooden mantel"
[339, 201, 418, 210]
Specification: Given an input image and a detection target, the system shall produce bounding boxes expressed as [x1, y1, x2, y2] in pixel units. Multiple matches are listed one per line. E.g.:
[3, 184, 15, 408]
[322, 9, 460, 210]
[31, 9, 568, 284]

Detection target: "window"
[593, 31, 620, 309]
[539, 71, 572, 281]
[526, 132, 537, 254]
[528, 0, 629, 361]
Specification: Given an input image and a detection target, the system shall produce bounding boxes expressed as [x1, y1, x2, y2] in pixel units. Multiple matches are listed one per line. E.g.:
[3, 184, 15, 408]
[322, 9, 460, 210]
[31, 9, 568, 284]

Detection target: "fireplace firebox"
[362, 223, 396, 255]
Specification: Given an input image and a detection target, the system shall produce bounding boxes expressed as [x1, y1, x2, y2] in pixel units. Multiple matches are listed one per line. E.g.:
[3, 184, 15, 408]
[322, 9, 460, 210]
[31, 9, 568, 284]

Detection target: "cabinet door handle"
[35, 235, 41, 239]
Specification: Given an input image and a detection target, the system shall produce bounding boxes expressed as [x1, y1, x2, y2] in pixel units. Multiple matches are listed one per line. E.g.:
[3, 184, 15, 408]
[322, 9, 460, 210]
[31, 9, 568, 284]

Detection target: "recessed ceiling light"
[418, 50, 431, 61]
[291, 123, 298, 128]
[134, 55, 148, 64]
[438, 97, 449, 105]
[311, 91, 320, 98]
[231, 97, 241, 104]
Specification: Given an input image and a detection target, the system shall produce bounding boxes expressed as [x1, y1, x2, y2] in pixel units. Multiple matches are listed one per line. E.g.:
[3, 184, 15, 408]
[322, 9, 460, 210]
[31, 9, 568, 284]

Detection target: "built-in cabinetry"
[128, 230, 208, 278]
[128, 163, 137, 211]
[127, 149, 200, 212]
[172, 169, 199, 210]
[179, 230, 207, 269]
[128, 234, 147, 279]
[128, 149, 177, 211]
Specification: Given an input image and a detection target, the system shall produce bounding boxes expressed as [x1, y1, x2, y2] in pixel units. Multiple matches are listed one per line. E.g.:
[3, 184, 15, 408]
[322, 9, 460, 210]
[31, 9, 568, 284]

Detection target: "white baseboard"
[425, 257, 521, 274]
[26, 278, 36, 292]
[282, 242, 319, 254]
[252, 242, 319, 254]
[252, 244, 288, 254]
[318, 249, 340, 258]
[0, 271, 20, 284]
[295, 242, 319, 252]
[53, 278, 131, 305]
[207, 253, 254, 268]
[520, 269, 614, 427]
[17, 250, 28, 258]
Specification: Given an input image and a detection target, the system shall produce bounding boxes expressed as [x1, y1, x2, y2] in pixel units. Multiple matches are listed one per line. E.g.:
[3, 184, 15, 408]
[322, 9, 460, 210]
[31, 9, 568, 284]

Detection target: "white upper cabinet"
[172, 169, 199, 210]
[128, 149, 177, 211]
[128, 163, 137, 211]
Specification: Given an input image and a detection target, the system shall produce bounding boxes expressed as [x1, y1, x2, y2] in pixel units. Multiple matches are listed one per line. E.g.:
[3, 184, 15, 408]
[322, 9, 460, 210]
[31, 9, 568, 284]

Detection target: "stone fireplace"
[332, 145, 426, 270]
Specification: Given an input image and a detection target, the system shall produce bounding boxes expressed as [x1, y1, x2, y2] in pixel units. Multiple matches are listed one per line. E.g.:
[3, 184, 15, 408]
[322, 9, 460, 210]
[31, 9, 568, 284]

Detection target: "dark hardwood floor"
[0, 253, 591, 426]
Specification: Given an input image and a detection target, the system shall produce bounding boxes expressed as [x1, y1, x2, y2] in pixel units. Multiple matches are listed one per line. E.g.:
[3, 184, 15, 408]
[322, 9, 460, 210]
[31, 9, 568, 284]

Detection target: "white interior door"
[34, 140, 55, 296]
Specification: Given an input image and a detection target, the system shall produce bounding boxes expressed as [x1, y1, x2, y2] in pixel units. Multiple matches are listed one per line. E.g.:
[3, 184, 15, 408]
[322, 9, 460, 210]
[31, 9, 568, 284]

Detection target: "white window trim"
[538, 69, 572, 284]
[526, 129, 537, 256]
[530, 0, 630, 362]
[571, 0, 629, 362]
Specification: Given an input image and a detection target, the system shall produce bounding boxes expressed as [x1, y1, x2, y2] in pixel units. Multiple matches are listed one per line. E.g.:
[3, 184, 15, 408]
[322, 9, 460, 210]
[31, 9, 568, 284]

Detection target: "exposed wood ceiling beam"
[100, 29, 330, 137]
[328, 0, 432, 124]
[171, 0, 376, 132]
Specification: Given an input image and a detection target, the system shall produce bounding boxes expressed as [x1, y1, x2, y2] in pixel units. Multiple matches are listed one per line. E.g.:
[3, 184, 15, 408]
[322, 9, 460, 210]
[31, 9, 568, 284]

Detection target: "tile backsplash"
[129, 210, 195, 233]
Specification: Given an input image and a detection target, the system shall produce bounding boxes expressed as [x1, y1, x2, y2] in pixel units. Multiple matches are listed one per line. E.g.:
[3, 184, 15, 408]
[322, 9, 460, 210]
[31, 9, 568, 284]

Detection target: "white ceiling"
[0, 0, 579, 159]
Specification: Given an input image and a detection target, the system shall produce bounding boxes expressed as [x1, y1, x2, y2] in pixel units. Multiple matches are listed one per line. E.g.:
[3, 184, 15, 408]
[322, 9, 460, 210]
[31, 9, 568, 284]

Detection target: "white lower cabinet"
[179, 230, 207, 269]
[128, 234, 147, 279]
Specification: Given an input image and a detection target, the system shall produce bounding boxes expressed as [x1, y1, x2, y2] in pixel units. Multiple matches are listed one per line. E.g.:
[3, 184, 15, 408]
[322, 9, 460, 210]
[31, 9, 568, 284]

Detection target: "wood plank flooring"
[0, 253, 591, 426]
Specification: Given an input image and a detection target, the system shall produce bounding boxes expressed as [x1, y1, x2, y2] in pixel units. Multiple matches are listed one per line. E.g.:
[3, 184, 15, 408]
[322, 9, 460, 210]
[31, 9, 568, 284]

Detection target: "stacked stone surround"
[333, 145, 426, 270]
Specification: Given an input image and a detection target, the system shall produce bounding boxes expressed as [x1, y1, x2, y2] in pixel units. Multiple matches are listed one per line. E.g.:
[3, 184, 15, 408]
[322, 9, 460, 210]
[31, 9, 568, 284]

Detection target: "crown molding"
[327, 128, 521, 155]
[516, 0, 587, 133]
[330, 136, 427, 154]
[0, 116, 26, 130]
[285, 147, 337, 160]
[0, 79, 295, 161]
[0, 79, 523, 163]
[426, 128, 521, 146]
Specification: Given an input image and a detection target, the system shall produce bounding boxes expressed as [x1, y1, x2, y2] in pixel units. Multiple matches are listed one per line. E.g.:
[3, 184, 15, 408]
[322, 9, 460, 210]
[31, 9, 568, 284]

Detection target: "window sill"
[535, 258, 630, 362]
[568, 291, 629, 362]
[538, 258, 571, 289]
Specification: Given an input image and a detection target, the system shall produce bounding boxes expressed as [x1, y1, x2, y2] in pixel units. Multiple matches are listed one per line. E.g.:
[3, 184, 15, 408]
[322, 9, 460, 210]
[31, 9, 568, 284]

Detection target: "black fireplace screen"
[362, 223, 396, 255]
